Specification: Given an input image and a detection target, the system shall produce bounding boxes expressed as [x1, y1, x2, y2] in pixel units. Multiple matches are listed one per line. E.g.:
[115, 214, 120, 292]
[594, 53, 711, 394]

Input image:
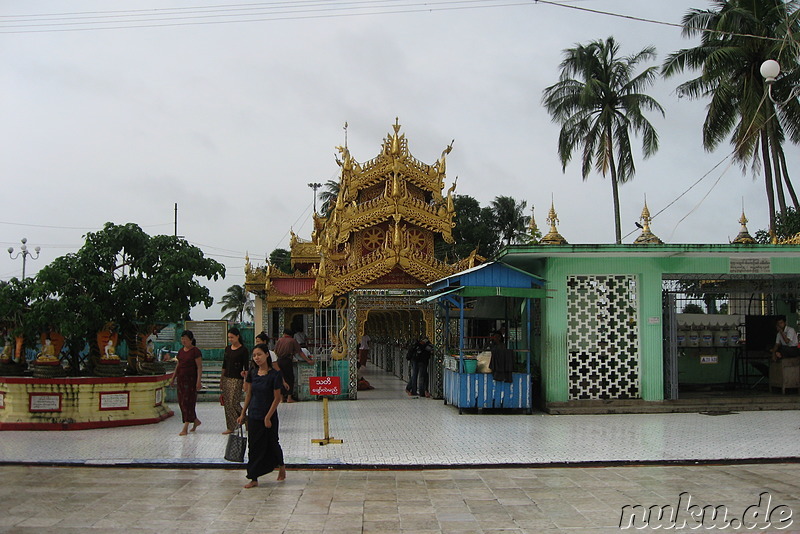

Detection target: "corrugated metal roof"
[429, 262, 545, 290]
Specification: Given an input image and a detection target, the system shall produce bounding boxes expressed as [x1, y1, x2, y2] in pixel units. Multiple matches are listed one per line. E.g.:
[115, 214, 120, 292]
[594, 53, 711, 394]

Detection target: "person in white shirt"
[293, 328, 308, 349]
[771, 317, 799, 360]
[358, 334, 370, 367]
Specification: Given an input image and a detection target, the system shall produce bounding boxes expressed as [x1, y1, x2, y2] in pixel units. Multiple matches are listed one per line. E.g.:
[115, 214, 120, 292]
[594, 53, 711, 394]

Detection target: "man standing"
[274, 328, 313, 403]
[405, 335, 433, 398]
[358, 334, 371, 367]
[771, 317, 800, 360]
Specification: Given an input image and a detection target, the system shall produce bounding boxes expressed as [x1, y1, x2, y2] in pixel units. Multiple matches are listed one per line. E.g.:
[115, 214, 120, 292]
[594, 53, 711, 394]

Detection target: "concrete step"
[545, 393, 799, 414]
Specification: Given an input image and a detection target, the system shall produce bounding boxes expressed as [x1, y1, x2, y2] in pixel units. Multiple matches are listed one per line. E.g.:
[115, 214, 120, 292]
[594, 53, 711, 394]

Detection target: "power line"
[0, 0, 790, 41]
[0, 0, 532, 33]
[0, 220, 173, 230]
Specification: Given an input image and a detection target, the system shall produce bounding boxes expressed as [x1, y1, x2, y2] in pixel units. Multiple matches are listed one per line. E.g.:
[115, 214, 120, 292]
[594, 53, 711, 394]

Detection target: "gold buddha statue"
[36, 338, 59, 362]
[102, 339, 120, 360]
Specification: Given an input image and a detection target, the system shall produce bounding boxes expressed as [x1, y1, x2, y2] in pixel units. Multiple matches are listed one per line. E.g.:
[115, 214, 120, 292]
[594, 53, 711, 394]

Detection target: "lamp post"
[308, 182, 322, 214]
[7, 238, 40, 279]
[761, 59, 800, 106]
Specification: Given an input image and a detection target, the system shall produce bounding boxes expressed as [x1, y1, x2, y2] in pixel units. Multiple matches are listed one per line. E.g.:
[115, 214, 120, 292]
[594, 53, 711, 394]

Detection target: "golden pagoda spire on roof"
[731, 210, 756, 244]
[633, 199, 663, 244]
[528, 206, 540, 244]
[540, 200, 568, 245]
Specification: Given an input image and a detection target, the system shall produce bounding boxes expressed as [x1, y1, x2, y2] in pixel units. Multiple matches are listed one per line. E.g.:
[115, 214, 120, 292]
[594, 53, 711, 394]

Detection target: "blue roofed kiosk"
[422, 262, 547, 413]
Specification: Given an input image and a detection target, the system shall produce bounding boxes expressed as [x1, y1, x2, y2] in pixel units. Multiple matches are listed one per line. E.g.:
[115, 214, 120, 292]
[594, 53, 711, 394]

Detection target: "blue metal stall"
[420, 262, 547, 414]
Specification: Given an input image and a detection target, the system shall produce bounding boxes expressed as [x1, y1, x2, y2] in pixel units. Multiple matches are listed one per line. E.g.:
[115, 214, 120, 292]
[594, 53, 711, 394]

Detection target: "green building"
[495, 207, 800, 413]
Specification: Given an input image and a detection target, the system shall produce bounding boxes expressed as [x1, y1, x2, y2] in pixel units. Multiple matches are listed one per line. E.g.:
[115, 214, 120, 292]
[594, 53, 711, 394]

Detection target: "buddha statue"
[1, 343, 12, 363]
[102, 339, 120, 360]
[36, 338, 59, 362]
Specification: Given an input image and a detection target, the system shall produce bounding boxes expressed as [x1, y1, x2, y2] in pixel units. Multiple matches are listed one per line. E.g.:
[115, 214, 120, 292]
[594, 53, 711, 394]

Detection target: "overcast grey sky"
[2, 0, 797, 319]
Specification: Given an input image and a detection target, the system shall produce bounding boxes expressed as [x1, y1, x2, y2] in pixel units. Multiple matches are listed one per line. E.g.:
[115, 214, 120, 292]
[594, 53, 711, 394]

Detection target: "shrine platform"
[0, 374, 173, 431]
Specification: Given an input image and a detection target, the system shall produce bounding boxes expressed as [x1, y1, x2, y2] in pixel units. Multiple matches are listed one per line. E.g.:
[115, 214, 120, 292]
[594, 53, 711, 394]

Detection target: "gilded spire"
[633, 200, 663, 244]
[731, 210, 756, 244]
[390, 117, 401, 155]
[540, 200, 568, 245]
[528, 206, 540, 244]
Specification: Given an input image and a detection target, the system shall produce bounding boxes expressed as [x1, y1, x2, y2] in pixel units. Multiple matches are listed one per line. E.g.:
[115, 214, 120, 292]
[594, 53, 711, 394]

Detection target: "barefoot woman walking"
[170, 330, 202, 436]
[237, 343, 286, 488]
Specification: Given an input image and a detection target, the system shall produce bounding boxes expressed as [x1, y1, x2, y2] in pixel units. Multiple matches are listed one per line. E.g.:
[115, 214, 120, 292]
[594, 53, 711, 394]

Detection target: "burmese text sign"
[310, 376, 340, 396]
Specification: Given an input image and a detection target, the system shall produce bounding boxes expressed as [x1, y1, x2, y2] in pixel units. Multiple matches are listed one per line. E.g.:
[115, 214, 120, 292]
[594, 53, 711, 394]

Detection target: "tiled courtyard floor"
[2, 463, 800, 533]
[1, 367, 799, 532]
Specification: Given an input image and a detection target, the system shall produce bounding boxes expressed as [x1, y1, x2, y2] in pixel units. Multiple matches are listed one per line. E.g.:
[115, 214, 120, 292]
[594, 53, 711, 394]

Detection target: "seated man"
[771, 317, 800, 360]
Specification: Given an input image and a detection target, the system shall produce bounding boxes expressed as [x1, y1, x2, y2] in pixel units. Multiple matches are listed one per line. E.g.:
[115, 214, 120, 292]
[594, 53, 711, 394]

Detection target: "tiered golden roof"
[633, 201, 663, 245]
[289, 230, 321, 269]
[246, 119, 481, 308]
[313, 119, 465, 306]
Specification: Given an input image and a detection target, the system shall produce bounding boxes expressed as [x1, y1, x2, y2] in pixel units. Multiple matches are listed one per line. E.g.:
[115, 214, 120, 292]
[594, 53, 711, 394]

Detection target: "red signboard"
[309, 376, 341, 396]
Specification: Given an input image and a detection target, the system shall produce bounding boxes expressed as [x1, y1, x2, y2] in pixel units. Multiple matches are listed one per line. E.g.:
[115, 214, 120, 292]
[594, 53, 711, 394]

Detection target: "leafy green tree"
[269, 248, 292, 273]
[755, 207, 800, 243]
[318, 179, 340, 217]
[682, 303, 705, 314]
[220, 284, 254, 323]
[0, 278, 37, 363]
[662, 0, 800, 237]
[542, 36, 664, 244]
[490, 196, 529, 247]
[33, 223, 225, 374]
[435, 195, 501, 261]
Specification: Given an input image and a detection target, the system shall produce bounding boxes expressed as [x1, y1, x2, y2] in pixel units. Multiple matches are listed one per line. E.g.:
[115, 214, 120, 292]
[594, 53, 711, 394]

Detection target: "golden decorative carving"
[330, 297, 348, 360]
[540, 200, 568, 245]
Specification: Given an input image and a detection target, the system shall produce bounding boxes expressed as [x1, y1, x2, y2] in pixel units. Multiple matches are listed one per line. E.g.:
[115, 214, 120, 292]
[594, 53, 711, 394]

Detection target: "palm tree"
[220, 284, 253, 323]
[318, 179, 340, 217]
[542, 37, 664, 244]
[662, 0, 800, 238]
[490, 196, 529, 247]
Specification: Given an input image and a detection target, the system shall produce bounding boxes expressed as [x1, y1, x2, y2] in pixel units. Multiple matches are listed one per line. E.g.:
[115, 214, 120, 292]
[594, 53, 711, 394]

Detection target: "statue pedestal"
[0, 374, 173, 430]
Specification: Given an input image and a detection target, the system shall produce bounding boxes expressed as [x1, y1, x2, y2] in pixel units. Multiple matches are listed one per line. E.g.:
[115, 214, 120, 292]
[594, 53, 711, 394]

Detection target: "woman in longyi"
[170, 330, 203, 436]
[237, 343, 286, 488]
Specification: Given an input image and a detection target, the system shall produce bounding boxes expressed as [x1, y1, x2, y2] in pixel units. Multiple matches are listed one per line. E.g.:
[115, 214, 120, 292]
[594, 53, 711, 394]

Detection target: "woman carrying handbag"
[220, 327, 249, 435]
[237, 343, 286, 488]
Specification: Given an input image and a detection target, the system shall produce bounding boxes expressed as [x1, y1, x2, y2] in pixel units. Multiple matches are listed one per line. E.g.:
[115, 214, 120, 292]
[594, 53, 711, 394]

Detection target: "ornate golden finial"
[731, 210, 756, 244]
[540, 200, 568, 245]
[528, 206, 539, 244]
[633, 200, 663, 244]
[390, 118, 402, 155]
[245, 252, 251, 273]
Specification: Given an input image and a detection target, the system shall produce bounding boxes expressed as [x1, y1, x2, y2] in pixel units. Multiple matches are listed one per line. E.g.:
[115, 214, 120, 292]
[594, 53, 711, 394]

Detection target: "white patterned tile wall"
[566, 275, 640, 400]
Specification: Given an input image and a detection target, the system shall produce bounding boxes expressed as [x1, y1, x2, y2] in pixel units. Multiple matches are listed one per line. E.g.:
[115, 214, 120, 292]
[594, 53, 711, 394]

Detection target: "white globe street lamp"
[7, 237, 41, 279]
[761, 59, 800, 105]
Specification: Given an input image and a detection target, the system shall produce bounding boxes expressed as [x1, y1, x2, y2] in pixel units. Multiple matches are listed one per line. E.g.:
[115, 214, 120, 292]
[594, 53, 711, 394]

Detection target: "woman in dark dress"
[220, 327, 249, 435]
[170, 330, 203, 436]
[237, 343, 286, 488]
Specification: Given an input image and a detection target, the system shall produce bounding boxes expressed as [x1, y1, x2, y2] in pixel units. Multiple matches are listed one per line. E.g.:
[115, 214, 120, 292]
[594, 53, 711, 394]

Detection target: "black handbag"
[224, 425, 246, 463]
